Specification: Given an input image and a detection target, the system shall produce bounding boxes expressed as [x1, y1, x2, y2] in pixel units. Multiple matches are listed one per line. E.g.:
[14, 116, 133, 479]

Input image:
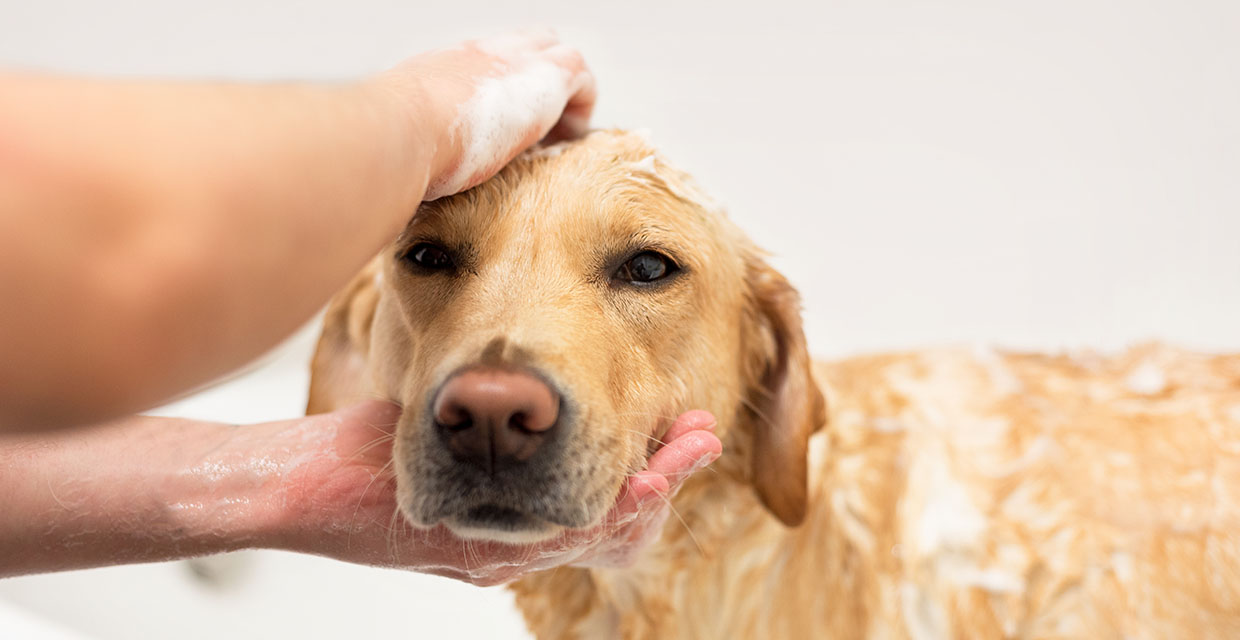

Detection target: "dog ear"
[740, 255, 827, 526]
[306, 257, 383, 415]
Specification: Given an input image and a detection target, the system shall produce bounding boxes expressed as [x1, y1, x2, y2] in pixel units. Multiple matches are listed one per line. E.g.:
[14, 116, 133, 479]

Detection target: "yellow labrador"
[308, 130, 1240, 639]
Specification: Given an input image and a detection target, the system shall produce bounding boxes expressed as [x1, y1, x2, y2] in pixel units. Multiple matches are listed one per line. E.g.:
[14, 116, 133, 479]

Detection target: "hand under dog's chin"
[398, 482, 623, 545]
[394, 433, 652, 544]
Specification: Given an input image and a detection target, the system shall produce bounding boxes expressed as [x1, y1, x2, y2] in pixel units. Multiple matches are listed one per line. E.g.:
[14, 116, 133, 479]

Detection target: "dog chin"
[443, 516, 565, 544]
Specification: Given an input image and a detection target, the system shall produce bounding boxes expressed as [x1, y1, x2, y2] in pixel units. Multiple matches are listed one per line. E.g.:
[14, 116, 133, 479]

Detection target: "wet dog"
[309, 130, 1240, 638]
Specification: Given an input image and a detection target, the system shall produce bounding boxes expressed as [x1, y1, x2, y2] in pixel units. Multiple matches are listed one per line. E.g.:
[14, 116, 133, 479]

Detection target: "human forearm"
[0, 74, 432, 428]
[0, 414, 293, 577]
[0, 402, 720, 583]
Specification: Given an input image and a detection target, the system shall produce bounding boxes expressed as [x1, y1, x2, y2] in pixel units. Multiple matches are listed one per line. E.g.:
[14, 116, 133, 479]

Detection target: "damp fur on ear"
[740, 254, 827, 526]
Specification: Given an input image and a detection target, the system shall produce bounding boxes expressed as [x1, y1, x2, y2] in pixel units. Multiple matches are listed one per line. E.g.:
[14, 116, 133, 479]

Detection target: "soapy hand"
[377, 29, 597, 200]
[279, 401, 721, 586]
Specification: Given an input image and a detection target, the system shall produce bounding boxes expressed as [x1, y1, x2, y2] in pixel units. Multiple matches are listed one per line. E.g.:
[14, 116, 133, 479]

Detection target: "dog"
[307, 130, 1240, 639]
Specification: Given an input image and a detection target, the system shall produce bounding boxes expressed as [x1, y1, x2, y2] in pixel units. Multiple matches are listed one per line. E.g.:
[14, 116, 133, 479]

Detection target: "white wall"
[2, 1, 1237, 638]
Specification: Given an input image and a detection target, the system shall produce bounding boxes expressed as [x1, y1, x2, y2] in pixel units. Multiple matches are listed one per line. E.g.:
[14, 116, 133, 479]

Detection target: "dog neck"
[509, 388, 884, 639]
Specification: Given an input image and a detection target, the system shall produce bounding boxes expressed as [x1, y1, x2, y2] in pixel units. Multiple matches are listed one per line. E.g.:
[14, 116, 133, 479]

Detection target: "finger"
[540, 44, 595, 143]
[630, 470, 670, 499]
[542, 81, 595, 143]
[600, 469, 670, 535]
[608, 477, 642, 517]
[662, 410, 717, 443]
[541, 41, 586, 69]
[645, 430, 722, 487]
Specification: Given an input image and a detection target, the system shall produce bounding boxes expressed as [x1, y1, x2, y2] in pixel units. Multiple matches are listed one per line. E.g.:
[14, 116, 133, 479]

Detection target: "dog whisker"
[342, 433, 397, 464]
[649, 489, 705, 557]
[383, 505, 405, 564]
[617, 427, 670, 449]
[346, 457, 395, 549]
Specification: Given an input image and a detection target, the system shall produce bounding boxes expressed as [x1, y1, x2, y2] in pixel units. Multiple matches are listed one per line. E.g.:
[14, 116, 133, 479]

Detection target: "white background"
[1, 0, 1237, 638]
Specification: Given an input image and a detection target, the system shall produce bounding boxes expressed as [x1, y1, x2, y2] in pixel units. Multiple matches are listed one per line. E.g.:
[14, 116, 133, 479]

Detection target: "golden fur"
[308, 131, 1240, 638]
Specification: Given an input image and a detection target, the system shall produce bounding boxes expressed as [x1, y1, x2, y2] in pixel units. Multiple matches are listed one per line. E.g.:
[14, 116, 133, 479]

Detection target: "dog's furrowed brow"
[583, 203, 700, 271]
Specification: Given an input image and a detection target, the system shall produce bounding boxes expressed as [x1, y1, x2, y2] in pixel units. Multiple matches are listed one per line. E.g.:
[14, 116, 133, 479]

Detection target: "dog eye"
[616, 251, 677, 284]
[404, 243, 454, 271]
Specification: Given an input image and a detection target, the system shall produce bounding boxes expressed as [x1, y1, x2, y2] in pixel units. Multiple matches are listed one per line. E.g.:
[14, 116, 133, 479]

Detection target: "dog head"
[309, 130, 825, 543]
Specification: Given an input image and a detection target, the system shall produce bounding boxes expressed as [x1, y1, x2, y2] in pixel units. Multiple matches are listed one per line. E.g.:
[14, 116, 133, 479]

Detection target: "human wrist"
[154, 417, 313, 556]
[358, 69, 455, 206]
[0, 416, 279, 576]
[249, 402, 409, 565]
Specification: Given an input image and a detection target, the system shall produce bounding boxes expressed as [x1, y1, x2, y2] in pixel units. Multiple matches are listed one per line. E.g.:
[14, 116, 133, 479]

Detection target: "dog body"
[308, 131, 1240, 638]
[515, 345, 1240, 639]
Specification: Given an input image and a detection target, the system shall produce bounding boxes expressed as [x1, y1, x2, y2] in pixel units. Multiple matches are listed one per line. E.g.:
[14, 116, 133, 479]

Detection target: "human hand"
[375, 29, 597, 200]
[0, 398, 716, 579]
[276, 401, 720, 586]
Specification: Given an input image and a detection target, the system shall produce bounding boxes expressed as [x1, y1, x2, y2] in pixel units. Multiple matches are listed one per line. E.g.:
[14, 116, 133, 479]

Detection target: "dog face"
[310, 131, 825, 543]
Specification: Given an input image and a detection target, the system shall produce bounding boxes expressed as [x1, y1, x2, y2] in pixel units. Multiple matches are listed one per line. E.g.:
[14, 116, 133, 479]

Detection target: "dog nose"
[432, 367, 560, 473]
